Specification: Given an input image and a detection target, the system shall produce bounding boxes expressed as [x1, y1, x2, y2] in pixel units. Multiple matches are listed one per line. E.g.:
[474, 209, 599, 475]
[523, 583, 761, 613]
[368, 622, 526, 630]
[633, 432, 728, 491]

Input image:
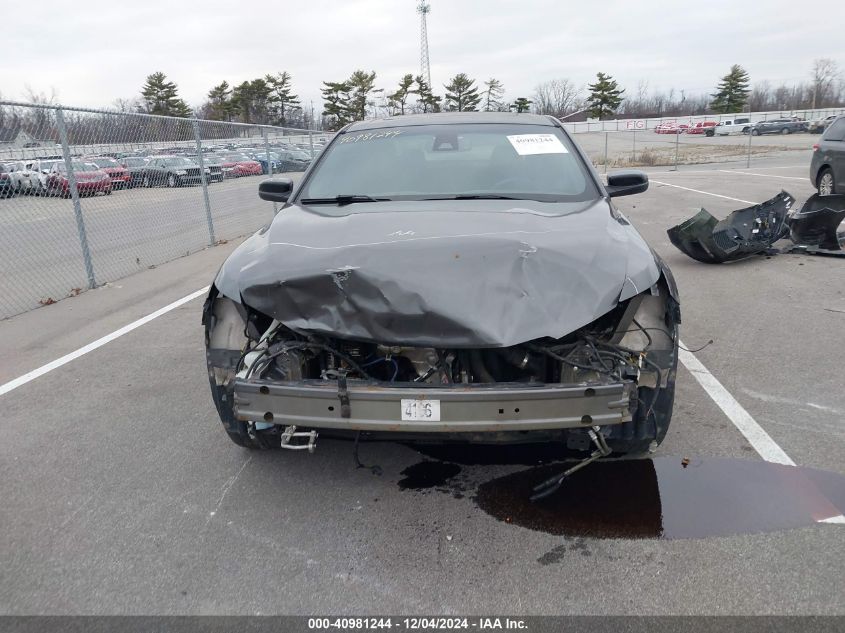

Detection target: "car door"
[822, 119, 845, 192]
[148, 158, 164, 185]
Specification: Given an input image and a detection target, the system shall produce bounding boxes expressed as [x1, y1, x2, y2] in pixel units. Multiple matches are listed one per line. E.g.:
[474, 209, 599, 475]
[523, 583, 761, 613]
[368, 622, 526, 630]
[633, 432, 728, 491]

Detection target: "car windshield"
[225, 154, 250, 161]
[164, 157, 195, 167]
[299, 123, 597, 206]
[123, 158, 147, 167]
[288, 150, 311, 160]
[93, 158, 120, 168]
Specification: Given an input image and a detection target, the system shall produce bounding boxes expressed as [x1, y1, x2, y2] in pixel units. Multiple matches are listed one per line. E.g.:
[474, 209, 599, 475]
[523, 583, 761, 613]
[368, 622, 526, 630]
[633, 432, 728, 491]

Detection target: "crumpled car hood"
[214, 200, 660, 347]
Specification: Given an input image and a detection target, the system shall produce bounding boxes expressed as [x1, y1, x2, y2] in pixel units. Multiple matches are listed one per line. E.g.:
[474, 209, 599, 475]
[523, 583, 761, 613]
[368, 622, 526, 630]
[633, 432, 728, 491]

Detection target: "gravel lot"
[1, 151, 844, 615]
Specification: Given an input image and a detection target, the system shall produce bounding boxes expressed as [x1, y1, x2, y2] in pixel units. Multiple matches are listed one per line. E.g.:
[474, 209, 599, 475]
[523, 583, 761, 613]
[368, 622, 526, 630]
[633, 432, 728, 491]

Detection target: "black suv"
[750, 118, 807, 136]
[810, 115, 845, 195]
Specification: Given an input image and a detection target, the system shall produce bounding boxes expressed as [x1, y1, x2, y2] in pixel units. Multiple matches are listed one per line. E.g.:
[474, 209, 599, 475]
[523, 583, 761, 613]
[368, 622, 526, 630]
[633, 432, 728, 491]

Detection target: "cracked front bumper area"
[232, 379, 637, 433]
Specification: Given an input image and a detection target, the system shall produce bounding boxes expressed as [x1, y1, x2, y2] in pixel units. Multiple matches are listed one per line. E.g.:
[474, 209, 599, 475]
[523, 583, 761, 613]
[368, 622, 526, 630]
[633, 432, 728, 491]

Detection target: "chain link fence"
[0, 101, 330, 319]
[574, 127, 822, 172]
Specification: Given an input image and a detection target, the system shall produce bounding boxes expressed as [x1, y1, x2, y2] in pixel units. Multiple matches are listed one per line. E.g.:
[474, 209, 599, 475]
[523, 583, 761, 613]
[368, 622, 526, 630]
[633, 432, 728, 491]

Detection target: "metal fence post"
[309, 130, 315, 160]
[603, 132, 609, 174]
[262, 128, 273, 175]
[263, 128, 279, 216]
[672, 131, 680, 171]
[56, 107, 96, 289]
[191, 118, 216, 246]
[746, 125, 753, 168]
[632, 129, 636, 159]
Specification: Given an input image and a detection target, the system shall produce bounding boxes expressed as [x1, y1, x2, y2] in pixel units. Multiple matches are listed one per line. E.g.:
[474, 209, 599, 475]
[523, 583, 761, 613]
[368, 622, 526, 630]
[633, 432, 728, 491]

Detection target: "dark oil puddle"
[474, 456, 845, 540]
[398, 461, 461, 490]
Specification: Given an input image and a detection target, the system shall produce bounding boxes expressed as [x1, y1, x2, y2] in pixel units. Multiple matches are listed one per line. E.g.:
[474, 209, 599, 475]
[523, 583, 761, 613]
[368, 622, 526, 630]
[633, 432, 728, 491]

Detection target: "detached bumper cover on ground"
[667, 192, 845, 263]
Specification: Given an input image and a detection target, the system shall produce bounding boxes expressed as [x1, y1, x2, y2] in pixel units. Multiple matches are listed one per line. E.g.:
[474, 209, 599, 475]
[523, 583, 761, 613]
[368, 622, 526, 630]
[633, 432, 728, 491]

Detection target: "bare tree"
[532, 78, 581, 118]
[112, 97, 142, 113]
[811, 58, 841, 108]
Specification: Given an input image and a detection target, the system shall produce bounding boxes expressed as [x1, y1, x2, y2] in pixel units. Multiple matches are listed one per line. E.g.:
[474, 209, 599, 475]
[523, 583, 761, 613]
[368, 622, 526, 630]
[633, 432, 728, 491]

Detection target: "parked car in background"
[46, 161, 112, 197]
[241, 150, 280, 175]
[140, 156, 211, 188]
[277, 149, 312, 171]
[810, 115, 845, 195]
[119, 156, 149, 188]
[219, 153, 263, 177]
[87, 156, 131, 189]
[0, 163, 14, 198]
[5, 162, 36, 195]
[714, 117, 752, 135]
[750, 118, 808, 136]
[24, 159, 60, 194]
[654, 122, 689, 134]
[687, 121, 718, 136]
[808, 115, 839, 134]
[184, 153, 224, 182]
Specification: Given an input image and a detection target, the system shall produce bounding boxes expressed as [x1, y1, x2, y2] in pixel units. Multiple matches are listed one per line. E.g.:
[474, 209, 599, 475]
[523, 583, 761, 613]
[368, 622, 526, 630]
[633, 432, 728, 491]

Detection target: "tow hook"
[280, 425, 318, 453]
[530, 426, 612, 501]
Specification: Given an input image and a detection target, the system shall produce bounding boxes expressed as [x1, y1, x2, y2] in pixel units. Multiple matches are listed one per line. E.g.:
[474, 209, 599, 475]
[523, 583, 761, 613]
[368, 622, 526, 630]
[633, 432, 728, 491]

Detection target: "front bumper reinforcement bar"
[233, 379, 636, 433]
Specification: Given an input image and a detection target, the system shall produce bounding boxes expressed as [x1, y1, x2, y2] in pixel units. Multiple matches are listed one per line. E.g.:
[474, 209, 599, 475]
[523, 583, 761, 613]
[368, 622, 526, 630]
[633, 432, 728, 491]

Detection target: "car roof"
[344, 111, 557, 132]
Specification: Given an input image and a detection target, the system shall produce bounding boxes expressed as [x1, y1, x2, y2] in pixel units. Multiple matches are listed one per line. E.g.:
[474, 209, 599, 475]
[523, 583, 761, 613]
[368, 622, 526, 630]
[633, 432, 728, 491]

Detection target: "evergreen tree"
[415, 76, 441, 113]
[510, 97, 533, 113]
[266, 72, 301, 125]
[347, 70, 377, 121]
[710, 65, 751, 113]
[444, 73, 481, 112]
[140, 72, 192, 117]
[586, 72, 625, 119]
[232, 79, 272, 124]
[481, 78, 506, 111]
[321, 81, 353, 130]
[388, 74, 416, 115]
[206, 81, 234, 121]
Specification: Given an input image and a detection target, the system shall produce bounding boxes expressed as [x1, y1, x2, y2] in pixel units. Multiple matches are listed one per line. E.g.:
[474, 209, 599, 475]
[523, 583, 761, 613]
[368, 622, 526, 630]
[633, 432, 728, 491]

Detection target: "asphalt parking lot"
[1, 151, 844, 615]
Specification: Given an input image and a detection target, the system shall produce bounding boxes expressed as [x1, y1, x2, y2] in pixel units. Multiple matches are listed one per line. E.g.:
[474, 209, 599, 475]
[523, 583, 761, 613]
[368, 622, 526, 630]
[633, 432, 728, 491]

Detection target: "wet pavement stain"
[398, 461, 461, 490]
[474, 456, 845, 540]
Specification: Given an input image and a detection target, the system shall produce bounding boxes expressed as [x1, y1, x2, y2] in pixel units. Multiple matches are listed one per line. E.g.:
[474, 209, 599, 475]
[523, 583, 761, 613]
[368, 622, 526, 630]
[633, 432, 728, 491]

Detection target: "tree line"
[534, 59, 844, 121]
[120, 59, 845, 129]
[3, 59, 842, 144]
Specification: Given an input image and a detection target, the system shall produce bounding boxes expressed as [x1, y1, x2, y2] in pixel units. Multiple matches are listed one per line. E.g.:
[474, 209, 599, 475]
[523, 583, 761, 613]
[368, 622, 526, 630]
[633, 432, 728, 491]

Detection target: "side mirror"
[606, 170, 649, 198]
[259, 178, 293, 203]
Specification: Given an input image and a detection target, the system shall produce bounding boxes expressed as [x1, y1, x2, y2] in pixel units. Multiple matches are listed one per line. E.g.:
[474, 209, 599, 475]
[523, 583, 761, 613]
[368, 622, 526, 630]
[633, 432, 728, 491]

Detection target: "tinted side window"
[823, 119, 845, 141]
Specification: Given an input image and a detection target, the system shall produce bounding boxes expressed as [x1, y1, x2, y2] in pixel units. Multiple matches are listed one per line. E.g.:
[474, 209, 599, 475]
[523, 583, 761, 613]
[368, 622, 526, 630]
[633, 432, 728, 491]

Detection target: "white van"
[715, 117, 752, 136]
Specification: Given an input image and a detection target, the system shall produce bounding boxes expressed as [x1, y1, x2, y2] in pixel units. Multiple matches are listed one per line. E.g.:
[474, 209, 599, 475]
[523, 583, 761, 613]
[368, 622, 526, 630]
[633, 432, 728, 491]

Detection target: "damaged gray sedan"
[203, 113, 680, 462]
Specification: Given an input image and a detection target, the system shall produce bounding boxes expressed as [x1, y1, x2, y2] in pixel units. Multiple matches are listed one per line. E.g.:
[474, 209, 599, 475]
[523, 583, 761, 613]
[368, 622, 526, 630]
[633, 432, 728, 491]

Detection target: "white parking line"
[718, 170, 807, 181]
[0, 286, 209, 397]
[650, 180, 756, 205]
[643, 165, 804, 177]
[679, 346, 842, 523]
[678, 344, 794, 466]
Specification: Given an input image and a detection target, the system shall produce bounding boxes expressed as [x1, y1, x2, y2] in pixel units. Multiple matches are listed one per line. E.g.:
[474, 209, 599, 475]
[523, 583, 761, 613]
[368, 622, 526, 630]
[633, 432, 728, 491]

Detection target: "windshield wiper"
[300, 195, 391, 206]
[423, 194, 524, 200]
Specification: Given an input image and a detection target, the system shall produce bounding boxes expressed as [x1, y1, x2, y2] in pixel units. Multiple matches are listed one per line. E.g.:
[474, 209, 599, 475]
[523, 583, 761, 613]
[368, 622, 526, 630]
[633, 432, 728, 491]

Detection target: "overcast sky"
[2, 0, 842, 112]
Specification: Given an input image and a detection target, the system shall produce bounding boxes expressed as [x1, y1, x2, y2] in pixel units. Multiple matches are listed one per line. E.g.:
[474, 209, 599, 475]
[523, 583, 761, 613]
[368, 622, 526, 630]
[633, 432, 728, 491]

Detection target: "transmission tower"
[417, 1, 432, 87]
